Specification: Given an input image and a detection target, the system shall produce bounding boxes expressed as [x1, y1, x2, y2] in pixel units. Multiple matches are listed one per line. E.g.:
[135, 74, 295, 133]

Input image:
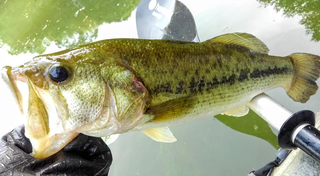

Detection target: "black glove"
[0, 125, 112, 176]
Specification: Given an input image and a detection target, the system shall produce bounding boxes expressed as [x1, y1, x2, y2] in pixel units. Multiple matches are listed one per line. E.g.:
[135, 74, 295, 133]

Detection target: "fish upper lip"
[1, 66, 26, 116]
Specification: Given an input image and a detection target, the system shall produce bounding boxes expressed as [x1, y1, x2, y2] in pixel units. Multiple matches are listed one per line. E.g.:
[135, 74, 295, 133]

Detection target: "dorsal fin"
[204, 33, 269, 54]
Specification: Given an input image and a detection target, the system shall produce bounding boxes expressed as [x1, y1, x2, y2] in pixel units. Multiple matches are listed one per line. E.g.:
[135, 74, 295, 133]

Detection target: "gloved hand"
[0, 125, 112, 176]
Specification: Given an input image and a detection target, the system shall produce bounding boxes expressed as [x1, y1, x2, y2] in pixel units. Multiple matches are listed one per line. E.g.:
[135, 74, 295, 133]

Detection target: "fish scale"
[135, 73, 293, 130]
[103, 39, 294, 107]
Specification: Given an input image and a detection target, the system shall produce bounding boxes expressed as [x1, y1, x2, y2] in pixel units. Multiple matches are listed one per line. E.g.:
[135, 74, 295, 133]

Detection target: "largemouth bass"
[2, 33, 320, 159]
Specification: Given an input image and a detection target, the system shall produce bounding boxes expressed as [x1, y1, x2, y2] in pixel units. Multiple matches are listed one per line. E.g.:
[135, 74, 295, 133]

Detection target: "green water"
[0, 0, 140, 54]
[0, 0, 320, 175]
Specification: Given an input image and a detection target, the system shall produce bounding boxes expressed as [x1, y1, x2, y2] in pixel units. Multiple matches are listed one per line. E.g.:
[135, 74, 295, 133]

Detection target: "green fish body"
[2, 33, 320, 158]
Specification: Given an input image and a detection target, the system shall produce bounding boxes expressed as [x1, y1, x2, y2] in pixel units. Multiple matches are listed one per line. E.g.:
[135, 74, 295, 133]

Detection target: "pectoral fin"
[146, 96, 197, 122]
[204, 33, 269, 54]
[143, 127, 177, 143]
[222, 105, 249, 117]
[101, 134, 120, 145]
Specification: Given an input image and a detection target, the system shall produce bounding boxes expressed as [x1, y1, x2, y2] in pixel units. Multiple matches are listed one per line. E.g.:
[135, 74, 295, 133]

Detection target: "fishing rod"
[248, 93, 320, 160]
[248, 94, 320, 176]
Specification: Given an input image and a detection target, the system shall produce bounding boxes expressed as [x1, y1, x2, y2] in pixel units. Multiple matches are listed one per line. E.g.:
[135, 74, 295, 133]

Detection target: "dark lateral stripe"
[152, 66, 290, 95]
[154, 83, 173, 94]
[249, 67, 289, 79]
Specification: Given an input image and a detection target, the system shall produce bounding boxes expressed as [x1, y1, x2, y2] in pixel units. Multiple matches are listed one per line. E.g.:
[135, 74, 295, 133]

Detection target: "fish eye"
[49, 64, 70, 83]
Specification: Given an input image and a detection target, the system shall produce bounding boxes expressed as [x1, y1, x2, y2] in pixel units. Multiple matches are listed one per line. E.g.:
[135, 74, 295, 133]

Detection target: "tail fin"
[286, 53, 320, 103]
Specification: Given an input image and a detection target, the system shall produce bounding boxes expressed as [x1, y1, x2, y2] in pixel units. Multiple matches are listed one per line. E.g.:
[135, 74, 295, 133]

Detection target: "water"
[0, 0, 319, 175]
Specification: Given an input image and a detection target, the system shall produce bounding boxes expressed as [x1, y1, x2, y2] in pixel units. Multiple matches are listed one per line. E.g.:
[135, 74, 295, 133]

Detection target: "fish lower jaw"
[29, 131, 79, 159]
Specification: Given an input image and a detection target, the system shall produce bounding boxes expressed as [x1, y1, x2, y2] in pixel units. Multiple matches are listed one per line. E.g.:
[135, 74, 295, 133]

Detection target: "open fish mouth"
[1, 65, 78, 158]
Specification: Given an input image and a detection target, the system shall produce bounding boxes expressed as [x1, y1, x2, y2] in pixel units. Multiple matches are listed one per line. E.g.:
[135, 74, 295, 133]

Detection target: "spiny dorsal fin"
[221, 105, 249, 117]
[143, 127, 177, 143]
[204, 33, 269, 54]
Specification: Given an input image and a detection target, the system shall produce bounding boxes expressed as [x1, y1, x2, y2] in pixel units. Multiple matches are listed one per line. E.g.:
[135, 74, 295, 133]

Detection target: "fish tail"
[286, 53, 320, 103]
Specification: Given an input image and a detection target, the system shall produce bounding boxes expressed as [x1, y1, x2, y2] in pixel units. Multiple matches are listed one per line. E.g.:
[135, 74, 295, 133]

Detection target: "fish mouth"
[26, 80, 78, 158]
[1, 66, 78, 159]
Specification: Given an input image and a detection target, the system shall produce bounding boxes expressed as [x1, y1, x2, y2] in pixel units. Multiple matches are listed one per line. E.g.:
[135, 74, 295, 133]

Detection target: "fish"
[2, 33, 320, 159]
